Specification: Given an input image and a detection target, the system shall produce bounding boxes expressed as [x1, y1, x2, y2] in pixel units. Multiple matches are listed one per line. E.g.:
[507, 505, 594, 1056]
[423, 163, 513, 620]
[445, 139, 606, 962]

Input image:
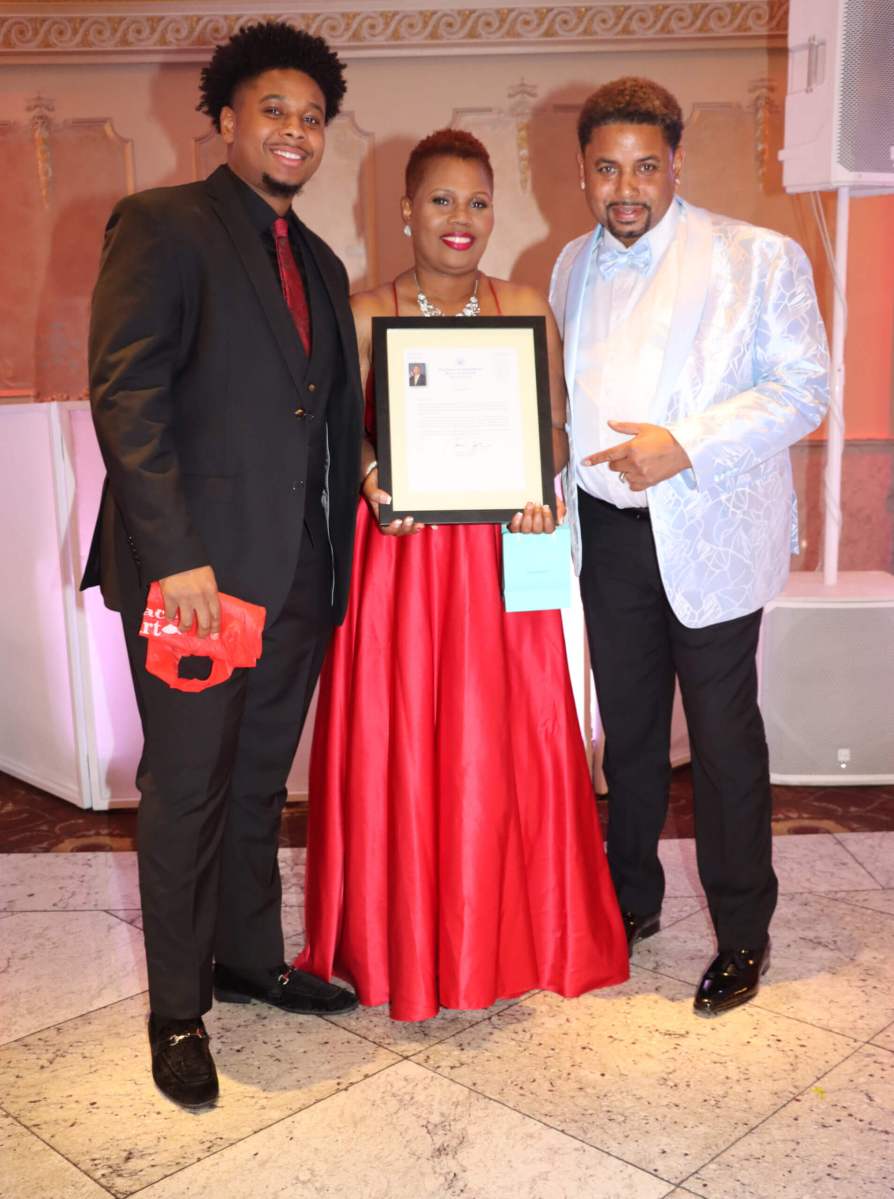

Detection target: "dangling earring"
[579, 179, 585, 190]
[403, 223, 412, 237]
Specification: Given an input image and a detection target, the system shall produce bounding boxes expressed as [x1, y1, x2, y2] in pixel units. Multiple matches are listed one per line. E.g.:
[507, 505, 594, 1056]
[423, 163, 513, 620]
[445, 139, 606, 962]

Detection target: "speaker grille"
[837, 0, 894, 173]
[761, 602, 894, 780]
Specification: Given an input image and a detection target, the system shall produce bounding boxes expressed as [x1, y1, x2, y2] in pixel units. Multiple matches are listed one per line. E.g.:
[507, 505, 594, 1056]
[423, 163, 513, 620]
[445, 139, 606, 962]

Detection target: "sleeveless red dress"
[295, 281, 628, 1020]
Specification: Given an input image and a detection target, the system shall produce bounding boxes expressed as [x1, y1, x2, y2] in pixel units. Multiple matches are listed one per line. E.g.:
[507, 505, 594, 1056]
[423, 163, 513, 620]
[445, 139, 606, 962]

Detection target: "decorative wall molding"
[26, 94, 54, 206]
[0, 1, 789, 64]
[748, 76, 780, 182]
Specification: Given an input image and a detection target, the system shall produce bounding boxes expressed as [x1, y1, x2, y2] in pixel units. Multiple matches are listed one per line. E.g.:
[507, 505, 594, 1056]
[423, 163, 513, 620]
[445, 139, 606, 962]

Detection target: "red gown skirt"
[296, 504, 629, 1020]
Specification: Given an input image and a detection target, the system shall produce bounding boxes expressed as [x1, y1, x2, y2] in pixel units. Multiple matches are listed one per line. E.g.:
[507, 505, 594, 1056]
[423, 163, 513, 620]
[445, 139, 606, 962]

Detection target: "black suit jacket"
[81, 165, 362, 624]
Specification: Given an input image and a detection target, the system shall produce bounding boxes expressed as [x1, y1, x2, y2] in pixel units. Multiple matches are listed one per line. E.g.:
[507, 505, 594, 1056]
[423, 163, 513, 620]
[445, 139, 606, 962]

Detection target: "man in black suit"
[82, 22, 363, 1107]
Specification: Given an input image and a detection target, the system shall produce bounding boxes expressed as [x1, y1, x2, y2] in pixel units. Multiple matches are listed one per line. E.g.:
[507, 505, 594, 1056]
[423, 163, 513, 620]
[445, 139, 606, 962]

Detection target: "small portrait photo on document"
[408, 362, 427, 387]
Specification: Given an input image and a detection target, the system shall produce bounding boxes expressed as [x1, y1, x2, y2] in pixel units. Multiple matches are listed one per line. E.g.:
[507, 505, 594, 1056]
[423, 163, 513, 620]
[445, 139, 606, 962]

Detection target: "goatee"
[262, 173, 303, 200]
[607, 201, 651, 244]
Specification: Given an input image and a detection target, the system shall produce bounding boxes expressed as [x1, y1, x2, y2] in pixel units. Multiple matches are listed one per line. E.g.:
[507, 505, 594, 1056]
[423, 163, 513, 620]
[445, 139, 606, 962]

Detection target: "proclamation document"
[403, 344, 523, 494]
[373, 317, 553, 524]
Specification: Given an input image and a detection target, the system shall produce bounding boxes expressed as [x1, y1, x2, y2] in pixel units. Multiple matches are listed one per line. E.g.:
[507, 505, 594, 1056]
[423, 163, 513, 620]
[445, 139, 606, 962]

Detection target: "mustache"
[607, 201, 651, 212]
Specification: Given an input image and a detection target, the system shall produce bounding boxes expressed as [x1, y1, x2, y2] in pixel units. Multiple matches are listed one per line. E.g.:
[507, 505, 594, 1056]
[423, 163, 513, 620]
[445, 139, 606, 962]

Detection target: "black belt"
[580, 490, 651, 521]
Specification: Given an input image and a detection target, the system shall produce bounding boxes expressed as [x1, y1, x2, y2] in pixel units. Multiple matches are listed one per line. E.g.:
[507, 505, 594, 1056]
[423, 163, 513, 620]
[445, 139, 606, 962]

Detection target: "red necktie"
[272, 217, 311, 356]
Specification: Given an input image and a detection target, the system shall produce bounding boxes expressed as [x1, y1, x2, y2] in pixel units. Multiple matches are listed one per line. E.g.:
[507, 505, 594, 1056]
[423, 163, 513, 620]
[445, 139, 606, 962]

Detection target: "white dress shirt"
[573, 200, 683, 509]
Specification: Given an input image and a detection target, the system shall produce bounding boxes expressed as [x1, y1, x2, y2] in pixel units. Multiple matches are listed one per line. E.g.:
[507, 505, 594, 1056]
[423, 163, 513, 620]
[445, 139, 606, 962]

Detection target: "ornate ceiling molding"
[0, 2, 789, 63]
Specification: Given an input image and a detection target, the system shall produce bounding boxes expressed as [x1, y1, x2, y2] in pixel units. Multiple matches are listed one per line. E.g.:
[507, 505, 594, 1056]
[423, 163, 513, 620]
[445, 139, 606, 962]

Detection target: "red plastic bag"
[139, 581, 266, 693]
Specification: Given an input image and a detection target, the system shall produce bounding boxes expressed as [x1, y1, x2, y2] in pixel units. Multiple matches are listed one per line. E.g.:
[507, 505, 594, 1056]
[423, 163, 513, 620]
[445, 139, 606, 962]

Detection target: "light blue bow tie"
[598, 238, 652, 280]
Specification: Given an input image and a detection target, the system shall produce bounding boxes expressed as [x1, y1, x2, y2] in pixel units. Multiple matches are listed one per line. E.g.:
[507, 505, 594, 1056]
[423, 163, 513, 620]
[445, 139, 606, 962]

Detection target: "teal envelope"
[501, 525, 572, 613]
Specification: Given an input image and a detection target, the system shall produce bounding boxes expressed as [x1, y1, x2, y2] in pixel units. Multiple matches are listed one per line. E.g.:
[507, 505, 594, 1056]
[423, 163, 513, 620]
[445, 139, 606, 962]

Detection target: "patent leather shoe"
[213, 962, 358, 1014]
[693, 940, 770, 1017]
[148, 1014, 218, 1108]
[622, 910, 661, 953]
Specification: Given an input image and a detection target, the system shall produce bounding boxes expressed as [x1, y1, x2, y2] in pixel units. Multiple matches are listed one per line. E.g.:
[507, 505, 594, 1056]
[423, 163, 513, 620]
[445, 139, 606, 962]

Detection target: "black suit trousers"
[120, 533, 333, 1019]
[578, 489, 778, 949]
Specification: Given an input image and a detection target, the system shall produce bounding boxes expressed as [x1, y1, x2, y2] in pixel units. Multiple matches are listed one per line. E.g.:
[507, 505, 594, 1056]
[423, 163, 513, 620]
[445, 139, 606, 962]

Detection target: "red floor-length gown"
[295, 283, 628, 1020]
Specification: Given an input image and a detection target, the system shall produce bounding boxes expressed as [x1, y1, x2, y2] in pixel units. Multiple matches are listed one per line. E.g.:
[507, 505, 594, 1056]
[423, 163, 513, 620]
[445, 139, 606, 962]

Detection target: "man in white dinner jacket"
[550, 77, 830, 1016]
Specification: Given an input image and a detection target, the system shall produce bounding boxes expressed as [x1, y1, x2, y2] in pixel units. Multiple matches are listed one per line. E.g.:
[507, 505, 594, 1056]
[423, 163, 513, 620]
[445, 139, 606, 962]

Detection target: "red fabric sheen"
[295, 281, 628, 1019]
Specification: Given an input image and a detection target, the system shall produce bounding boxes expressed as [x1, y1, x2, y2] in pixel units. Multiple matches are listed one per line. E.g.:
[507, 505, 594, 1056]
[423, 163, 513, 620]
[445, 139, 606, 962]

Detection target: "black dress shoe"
[148, 1014, 218, 1108]
[622, 910, 661, 953]
[213, 962, 358, 1014]
[693, 940, 771, 1018]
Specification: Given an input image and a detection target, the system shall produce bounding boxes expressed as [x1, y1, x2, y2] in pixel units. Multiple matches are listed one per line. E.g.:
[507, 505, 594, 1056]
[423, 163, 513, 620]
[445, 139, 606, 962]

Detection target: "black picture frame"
[372, 315, 554, 525]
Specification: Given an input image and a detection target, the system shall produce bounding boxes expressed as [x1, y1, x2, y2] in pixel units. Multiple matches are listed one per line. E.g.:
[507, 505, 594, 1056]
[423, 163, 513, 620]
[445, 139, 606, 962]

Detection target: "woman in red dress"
[296, 130, 628, 1020]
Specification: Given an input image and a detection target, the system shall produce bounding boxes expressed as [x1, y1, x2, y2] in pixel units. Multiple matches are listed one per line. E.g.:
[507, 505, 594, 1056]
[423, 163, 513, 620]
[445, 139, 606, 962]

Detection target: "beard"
[606, 201, 652, 244]
[262, 172, 303, 200]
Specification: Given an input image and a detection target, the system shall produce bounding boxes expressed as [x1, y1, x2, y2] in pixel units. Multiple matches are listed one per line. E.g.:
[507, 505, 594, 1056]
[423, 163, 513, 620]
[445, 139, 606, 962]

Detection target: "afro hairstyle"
[197, 21, 347, 130]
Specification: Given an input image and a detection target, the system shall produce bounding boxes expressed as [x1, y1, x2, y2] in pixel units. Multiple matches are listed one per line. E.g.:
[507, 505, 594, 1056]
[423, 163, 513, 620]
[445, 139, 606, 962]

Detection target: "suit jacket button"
[294, 407, 305, 418]
[308, 382, 316, 392]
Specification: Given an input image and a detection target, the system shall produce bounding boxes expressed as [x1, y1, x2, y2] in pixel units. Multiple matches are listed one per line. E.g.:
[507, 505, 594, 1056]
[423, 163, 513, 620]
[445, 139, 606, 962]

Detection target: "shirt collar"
[596, 196, 682, 272]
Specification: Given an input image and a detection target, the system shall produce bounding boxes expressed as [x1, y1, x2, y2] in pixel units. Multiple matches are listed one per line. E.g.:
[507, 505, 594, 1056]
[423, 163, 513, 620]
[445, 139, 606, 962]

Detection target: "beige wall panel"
[0, 41, 891, 433]
[0, 120, 43, 394]
[0, 106, 132, 400]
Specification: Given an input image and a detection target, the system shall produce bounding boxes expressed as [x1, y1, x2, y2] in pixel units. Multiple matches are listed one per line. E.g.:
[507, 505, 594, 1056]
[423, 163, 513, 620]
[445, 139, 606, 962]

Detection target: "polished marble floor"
[1, 833, 893, 1198]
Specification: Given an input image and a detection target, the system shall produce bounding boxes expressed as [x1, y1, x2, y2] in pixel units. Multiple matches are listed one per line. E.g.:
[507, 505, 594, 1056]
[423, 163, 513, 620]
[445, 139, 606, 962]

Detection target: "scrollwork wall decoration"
[748, 78, 779, 183]
[507, 80, 538, 194]
[0, 3, 790, 61]
[26, 94, 54, 208]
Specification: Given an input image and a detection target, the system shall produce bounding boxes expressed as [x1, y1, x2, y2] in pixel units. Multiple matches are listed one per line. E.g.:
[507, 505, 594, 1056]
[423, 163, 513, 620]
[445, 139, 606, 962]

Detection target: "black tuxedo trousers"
[120, 533, 332, 1019]
[578, 489, 778, 949]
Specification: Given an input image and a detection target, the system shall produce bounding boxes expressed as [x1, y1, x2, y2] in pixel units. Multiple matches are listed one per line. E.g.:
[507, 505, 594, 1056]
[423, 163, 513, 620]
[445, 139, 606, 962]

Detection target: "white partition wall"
[0, 401, 353, 808]
[0, 404, 87, 804]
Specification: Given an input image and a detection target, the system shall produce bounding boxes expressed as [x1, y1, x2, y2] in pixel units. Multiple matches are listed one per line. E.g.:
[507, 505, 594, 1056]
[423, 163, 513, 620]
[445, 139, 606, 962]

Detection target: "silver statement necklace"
[414, 271, 480, 318]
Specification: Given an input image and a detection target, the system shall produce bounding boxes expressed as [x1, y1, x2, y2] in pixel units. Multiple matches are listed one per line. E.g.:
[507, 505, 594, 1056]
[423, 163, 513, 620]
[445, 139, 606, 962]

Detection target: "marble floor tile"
[769, 834, 881, 893]
[632, 892, 894, 1041]
[824, 889, 894, 919]
[0, 991, 397, 1197]
[417, 971, 855, 1185]
[654, 897, 708, 927]
[0, 852, 140, 911]
[278, 846, 306, 905]
[0, 1111, 110, 1199]
[324, 994, 534, 1058]
[108, 908, 143, 929]
[873, 1022, 894, 1053]
[0, 850, 305, 913]
[136, 1059, 673, 1199]
[0, 910, 146, 1044]
[688, 1044, 894, 1199]
[282, 905, 305, 962]
[835, 832, 894, 888]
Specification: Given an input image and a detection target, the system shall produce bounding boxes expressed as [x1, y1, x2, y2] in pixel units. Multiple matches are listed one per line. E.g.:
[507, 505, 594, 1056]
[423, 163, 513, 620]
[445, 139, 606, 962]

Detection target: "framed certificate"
[372, 316, 554, 525]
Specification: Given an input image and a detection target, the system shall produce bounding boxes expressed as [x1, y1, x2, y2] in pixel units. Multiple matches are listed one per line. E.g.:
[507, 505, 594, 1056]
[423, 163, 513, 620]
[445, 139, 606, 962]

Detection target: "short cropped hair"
[197, 21, 347, 130]
[577, 77, 684, 152]
[404, 128, 494, 198]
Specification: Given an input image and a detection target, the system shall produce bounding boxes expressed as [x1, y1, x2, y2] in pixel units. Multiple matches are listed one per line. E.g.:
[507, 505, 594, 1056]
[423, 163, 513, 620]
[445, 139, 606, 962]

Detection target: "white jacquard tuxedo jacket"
[549, 199, 831, 628]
